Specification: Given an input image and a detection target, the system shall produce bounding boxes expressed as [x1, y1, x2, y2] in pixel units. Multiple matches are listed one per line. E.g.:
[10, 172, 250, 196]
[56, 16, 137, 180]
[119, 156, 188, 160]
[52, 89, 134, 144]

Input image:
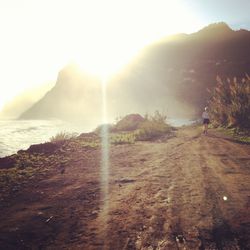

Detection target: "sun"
[73, 42, 138, 80]
[70, 0, 200, 79]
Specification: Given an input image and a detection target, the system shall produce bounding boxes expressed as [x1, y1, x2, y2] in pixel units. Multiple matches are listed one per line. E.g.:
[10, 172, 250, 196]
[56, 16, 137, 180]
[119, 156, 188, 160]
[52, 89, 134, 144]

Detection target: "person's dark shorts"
[203, 118, 210, 124]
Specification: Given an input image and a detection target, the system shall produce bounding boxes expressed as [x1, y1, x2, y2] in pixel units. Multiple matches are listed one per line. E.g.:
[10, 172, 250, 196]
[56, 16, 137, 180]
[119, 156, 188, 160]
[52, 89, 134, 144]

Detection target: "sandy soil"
[0, 127, 249, 249]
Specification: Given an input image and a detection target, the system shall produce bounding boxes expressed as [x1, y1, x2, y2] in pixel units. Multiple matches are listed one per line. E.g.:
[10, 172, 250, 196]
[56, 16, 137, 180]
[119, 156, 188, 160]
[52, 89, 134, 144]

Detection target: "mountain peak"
[198, 22, 233, 34]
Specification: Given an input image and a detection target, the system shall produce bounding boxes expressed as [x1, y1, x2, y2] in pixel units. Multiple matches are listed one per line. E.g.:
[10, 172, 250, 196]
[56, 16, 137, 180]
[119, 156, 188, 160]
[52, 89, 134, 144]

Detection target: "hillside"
[20, 65, 103, 126]
[0, 126, 249, 249]
[19, 22, 250, 122]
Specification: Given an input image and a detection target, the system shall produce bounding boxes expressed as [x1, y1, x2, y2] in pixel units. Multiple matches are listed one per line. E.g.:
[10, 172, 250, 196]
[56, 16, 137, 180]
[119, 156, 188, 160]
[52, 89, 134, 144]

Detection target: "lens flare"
[99, 77, 110, 243]
[223, 196, 228, 201]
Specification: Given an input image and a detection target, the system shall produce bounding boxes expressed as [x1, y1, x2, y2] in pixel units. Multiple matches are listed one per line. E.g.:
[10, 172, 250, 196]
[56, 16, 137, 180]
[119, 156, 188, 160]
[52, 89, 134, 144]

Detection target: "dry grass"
[208, 75, 250, 129]
[50, 132, 78, 143]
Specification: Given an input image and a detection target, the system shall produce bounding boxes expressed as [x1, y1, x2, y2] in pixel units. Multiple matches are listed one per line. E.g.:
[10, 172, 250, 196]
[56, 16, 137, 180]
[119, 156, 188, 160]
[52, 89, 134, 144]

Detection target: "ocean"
[0, 118, 194, 158]
[0, 120, 89, 158]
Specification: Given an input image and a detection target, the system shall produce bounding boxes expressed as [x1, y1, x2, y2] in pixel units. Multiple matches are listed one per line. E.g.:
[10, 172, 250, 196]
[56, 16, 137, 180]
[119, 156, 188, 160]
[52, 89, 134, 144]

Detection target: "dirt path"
[0, 127, 249, 249]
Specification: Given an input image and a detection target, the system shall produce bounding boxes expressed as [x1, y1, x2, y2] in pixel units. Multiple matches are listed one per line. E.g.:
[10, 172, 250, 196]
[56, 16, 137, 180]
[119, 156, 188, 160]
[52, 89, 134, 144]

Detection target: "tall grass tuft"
[208, 75, 250, 129]
[50, 132, 78, 143]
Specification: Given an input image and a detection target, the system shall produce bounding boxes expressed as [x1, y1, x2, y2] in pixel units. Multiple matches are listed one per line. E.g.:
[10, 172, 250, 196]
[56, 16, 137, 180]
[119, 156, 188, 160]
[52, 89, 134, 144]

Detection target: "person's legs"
[204, 123, 208, 134]
[203, 121, 208, 134]
[203, 121, 206, 134]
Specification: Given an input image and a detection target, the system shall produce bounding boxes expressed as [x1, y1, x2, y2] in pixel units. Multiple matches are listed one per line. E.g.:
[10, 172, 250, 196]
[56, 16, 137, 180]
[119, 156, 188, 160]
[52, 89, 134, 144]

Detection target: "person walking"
[202, 107, 210, 135]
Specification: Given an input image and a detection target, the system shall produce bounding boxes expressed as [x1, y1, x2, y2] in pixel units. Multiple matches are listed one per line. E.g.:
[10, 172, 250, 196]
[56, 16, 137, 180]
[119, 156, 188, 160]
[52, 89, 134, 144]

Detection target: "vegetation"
[50, 131, 78, 143]
[216, 127, 250, 144]
[208, 75, 250, 130]
[135, 111, 172, 141]
[0, 167, 36, 188]
[109, 111, 172, 142]
[110, 133, 135, 145]
[92, 112, 172, 145]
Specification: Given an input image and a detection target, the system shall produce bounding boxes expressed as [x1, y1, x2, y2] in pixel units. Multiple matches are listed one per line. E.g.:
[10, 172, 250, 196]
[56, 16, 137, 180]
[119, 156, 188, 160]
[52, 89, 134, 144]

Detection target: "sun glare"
[0, 0, 203, 110]
[65, 0, 200, 78]
[74, 44, 136, 79]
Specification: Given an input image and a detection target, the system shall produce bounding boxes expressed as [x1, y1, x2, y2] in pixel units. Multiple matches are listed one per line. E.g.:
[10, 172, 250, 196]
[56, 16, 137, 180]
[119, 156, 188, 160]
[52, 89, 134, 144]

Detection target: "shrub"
[136, 111, 172, 141]
[208, 75, 250, 129]
[94, 111, 172, 143]
[50, 131, 78, 143]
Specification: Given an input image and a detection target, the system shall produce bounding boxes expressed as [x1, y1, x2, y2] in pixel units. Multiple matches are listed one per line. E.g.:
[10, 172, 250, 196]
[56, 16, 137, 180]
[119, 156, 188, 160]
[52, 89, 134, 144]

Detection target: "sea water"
[167, 118, 195, 127]
[0, 119, 90, 157]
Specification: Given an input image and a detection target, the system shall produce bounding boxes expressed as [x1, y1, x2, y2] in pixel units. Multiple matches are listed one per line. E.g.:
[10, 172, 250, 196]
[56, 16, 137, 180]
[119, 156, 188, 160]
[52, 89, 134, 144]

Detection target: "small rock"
[176, 235, 185, 244]
[45, 216, 53, 223]
[91, 210, 99, 215]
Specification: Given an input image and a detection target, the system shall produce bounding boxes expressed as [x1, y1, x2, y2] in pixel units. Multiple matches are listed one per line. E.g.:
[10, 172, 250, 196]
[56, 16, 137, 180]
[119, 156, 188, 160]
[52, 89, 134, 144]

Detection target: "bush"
[50, 132, 78, 143]
[135, 111, 172, 141]
[94, 111, 172, 143]
[208, 75, 250, 129]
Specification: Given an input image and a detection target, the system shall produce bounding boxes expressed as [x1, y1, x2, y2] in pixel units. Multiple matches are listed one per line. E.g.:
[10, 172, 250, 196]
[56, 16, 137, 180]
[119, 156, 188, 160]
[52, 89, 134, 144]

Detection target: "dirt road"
[0, 127, 249, 249]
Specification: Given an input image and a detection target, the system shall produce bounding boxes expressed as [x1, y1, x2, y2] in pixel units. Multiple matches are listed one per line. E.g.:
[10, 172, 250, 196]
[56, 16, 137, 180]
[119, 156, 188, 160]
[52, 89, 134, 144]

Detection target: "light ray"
[99, 76, 110, 244]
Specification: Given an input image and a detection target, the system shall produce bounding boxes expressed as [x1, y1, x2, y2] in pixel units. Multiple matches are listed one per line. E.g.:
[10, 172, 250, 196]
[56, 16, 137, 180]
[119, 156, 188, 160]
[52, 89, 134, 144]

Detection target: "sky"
[0, 0, 250, 113]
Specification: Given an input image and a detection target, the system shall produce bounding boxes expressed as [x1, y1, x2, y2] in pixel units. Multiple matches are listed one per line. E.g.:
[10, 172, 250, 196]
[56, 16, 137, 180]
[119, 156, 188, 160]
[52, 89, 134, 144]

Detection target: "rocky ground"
[0, 126, 249, 249]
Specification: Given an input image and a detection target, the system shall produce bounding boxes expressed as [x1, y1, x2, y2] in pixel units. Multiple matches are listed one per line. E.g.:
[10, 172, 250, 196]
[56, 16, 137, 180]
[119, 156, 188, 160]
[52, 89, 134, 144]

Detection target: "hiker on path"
[202, 107, 210, 134]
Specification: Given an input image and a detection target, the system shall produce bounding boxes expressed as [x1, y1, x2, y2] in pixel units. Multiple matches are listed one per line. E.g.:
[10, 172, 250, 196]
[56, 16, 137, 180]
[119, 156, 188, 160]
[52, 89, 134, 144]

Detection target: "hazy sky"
[0, 0, 250, 111]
